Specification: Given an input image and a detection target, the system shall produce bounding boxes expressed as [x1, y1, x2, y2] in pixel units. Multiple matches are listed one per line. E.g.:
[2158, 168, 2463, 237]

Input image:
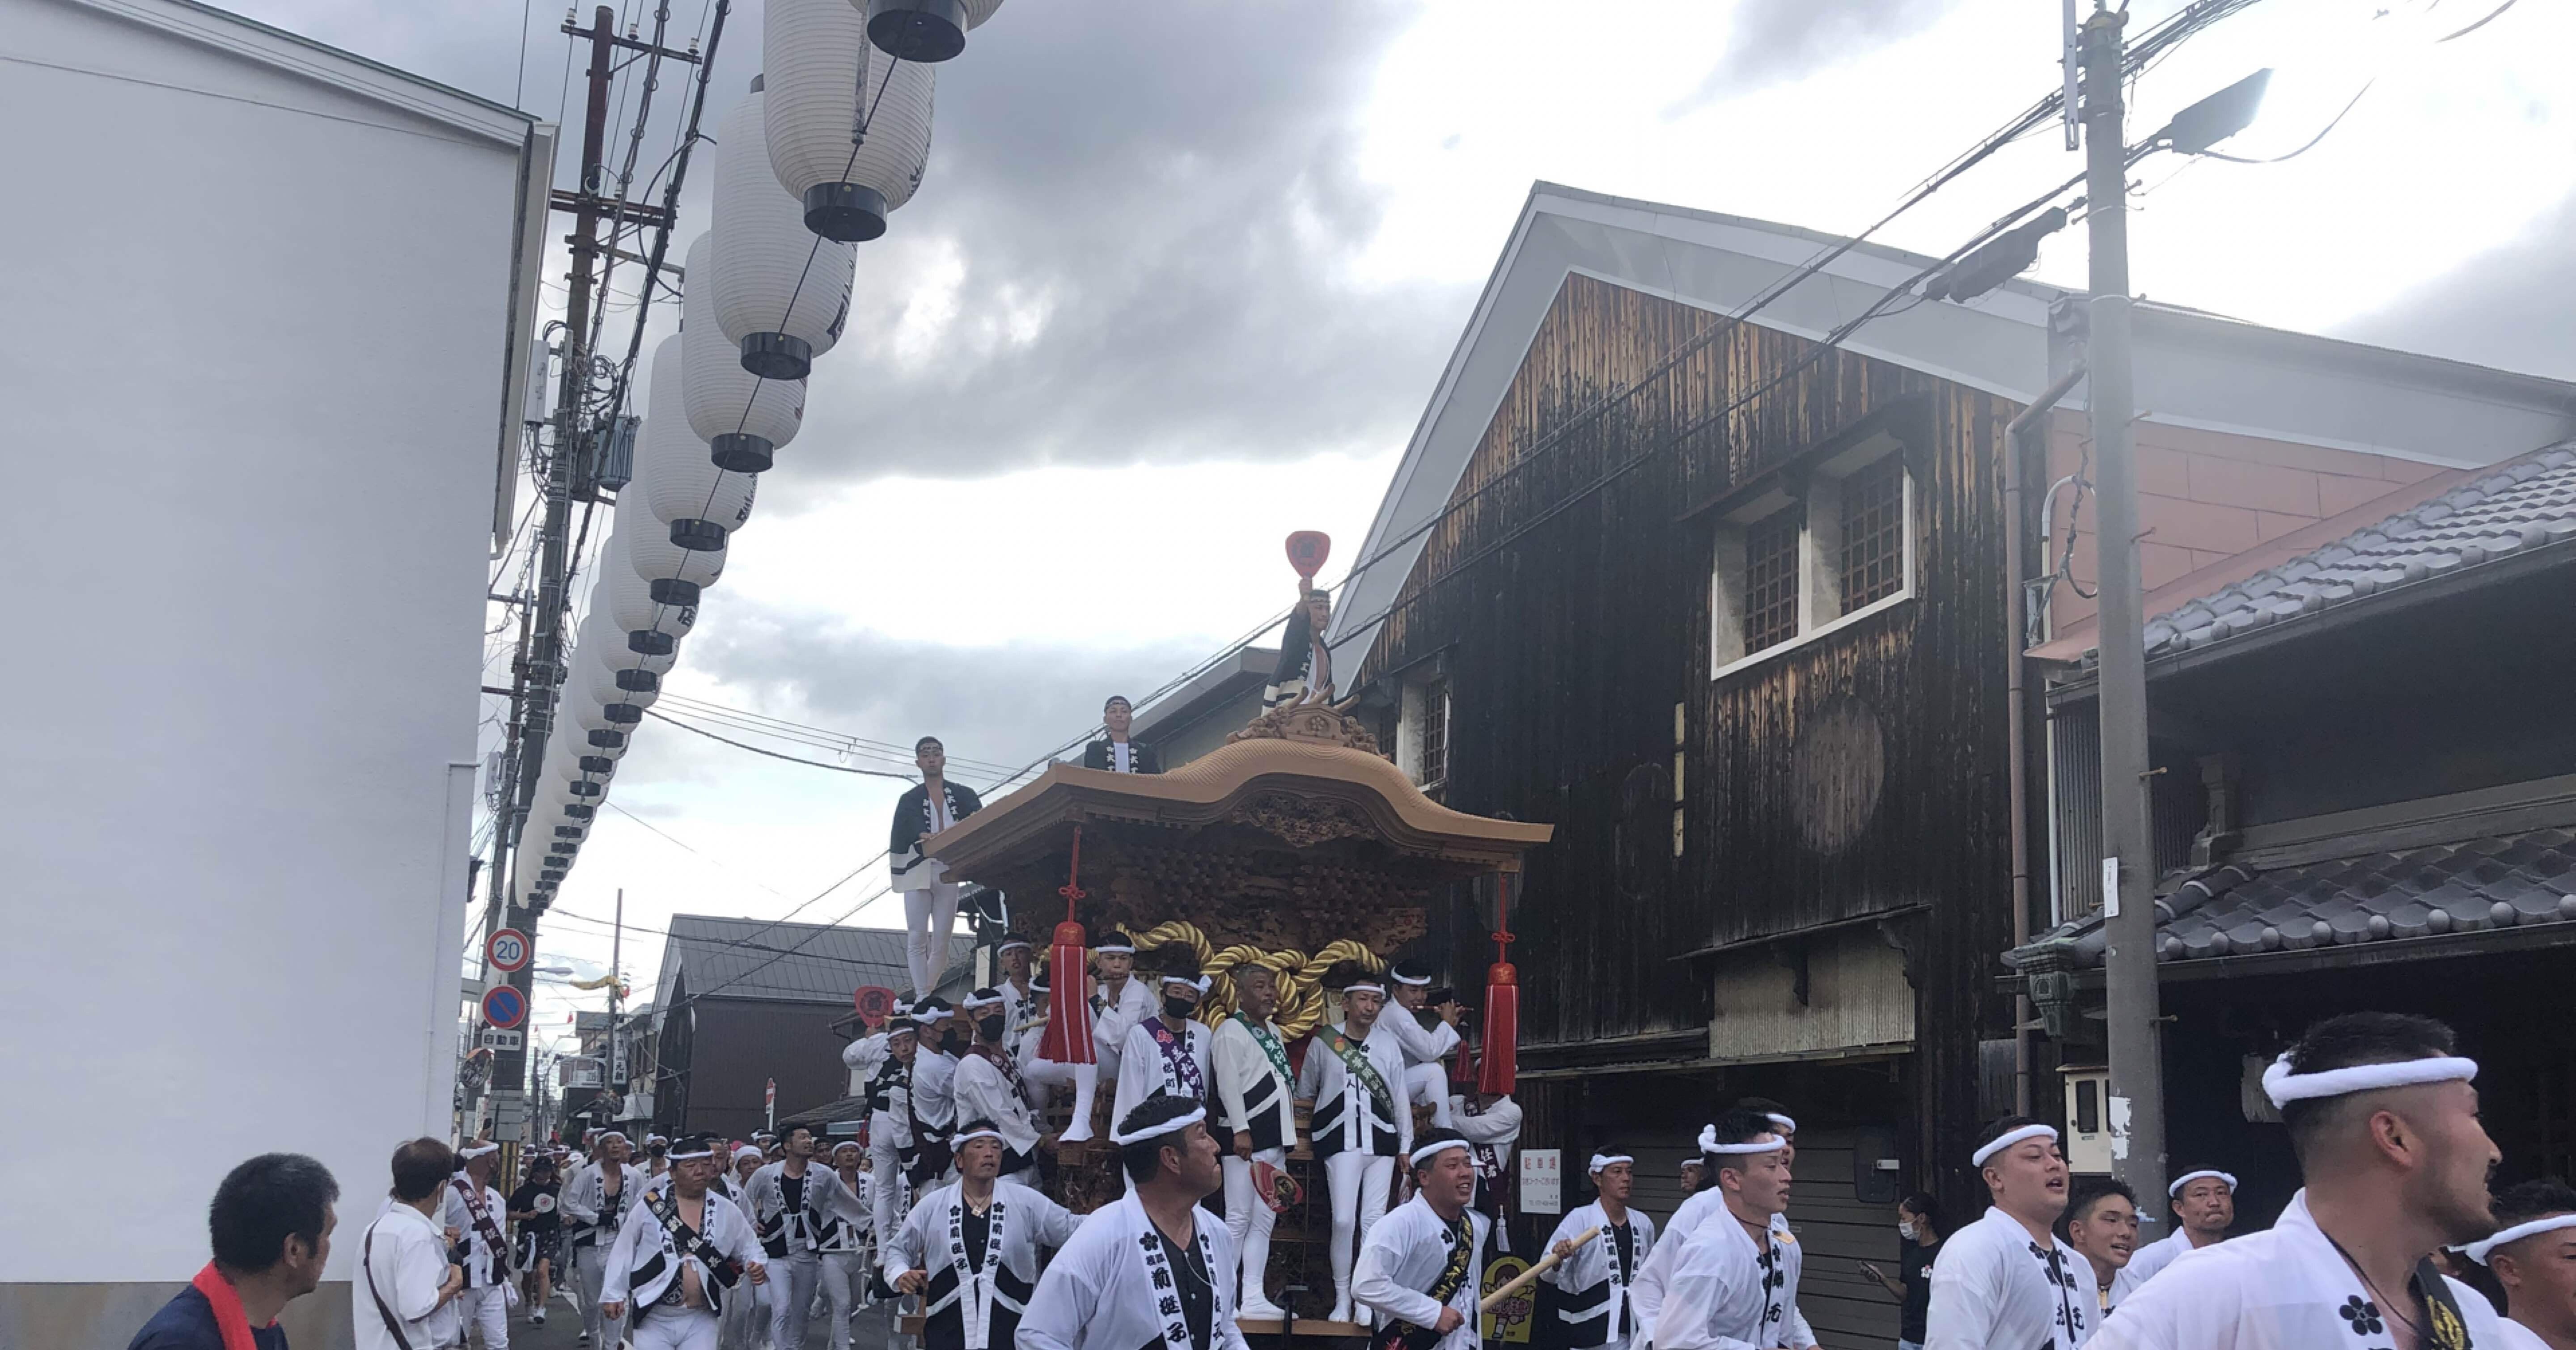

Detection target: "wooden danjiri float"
[916, 537, 1553, 1337]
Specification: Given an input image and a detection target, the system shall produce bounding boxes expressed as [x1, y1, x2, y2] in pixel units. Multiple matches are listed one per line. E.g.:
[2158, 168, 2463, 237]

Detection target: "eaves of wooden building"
[1327, 182, 2574, 1348]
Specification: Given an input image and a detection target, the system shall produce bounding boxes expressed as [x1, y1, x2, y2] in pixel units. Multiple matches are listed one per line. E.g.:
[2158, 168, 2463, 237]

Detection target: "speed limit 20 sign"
[487, 927, 531, 973]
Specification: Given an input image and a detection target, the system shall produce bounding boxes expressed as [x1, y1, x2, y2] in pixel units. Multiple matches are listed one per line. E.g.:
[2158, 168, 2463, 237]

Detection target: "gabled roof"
[1328, 182, 2576, 676]
[655, 915, 915, 1007]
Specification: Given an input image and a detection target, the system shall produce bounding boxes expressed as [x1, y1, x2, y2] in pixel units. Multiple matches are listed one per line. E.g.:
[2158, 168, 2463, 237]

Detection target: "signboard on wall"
[1518, 1148, 1563, 1215]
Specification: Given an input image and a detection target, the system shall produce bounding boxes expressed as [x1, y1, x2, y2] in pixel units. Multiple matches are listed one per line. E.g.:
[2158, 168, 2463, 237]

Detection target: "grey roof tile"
[2137, 442, 2576, 659]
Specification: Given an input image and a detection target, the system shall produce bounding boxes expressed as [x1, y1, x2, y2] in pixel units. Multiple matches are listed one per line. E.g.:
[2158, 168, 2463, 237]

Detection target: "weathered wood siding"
[1366, 272, 2019, 1194]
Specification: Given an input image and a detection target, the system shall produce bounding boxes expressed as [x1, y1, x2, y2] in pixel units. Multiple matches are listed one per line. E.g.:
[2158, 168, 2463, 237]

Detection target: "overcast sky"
[228, 0, 2572, 1069]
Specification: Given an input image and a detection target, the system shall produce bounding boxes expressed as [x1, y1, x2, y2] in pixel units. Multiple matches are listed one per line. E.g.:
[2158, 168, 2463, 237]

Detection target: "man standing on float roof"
[891, 735, 983, 999]
[1922, 1115, 2084, 1350]
[2089, 1011, 2509, 1350]
[1263, 578, 1335, 708]
[1083, 695, 1162, 773]
[2111, 1167, 2235, 1302]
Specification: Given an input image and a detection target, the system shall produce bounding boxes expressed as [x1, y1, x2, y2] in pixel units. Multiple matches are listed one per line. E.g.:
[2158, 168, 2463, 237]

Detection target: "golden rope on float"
[1090, 921, 1385, 1041]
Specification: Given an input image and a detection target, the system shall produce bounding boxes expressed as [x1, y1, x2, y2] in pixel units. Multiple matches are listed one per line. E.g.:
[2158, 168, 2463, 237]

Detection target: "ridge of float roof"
[72, 0, 537, 144]
[1327, 180, 2576, 675]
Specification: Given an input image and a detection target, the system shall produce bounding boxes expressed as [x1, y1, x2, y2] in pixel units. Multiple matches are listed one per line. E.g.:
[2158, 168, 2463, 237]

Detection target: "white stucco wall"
[0, 0, 537, 1292]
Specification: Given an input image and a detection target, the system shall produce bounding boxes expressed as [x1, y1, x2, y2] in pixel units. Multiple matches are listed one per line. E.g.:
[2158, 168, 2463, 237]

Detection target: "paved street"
[503, 1285, 902, 1350]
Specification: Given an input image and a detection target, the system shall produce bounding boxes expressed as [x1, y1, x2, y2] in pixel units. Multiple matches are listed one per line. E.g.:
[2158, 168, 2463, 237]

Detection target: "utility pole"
[2080, 5, 2168, 1205]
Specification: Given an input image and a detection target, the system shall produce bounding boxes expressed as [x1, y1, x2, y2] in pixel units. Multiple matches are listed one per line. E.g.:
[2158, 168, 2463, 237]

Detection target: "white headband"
[1972, 1124, 2059, 1168]
[1412, 1138, 1472, 1166]
[1589, 1153, 1633, 1174]
[596, 1131, 628, 1144]
[1162, 975, 1212, 994]
[1697, 1125, 1788, 1155]
[458, 1143, 501, 1160]
[998, 939, 1032, 953]
[669, 1143, 716, 1160]
[953, 1128, 1005, 1147]
[1765, 1113, 1797, 1134]
[647, 1135, 669, 1146]
[1391, 969, 1432, 987]
[962, 992, 1006, 1011]
[2262, 1053, 2478, 1107]
[733, 1145, 763, 1163]
[1095, 942, 1135, 955]
[2169, 1169, 2237, 1197]
[1109, 1106, 1207, 1146]
[912, 1007, 949, 1025]
[830, 1140, 864, 1155]
[2463, 1214, 2576, 1265]
[1341, 982, 1387, 998]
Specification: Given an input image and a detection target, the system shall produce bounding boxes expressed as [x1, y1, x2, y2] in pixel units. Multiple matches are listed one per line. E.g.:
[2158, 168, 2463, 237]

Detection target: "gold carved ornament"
[1120, 920, 1385, 1042]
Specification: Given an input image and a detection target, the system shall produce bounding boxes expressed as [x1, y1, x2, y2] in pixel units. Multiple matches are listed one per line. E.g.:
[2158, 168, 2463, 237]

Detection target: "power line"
[645, 708, 924, 780]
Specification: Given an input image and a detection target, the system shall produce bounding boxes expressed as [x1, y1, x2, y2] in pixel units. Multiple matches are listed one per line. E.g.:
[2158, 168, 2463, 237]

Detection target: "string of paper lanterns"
[526, 0, 1009, 910]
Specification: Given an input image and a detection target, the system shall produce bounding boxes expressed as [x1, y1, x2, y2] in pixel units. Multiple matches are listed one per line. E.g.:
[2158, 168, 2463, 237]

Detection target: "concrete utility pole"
[2080, 5, 2168, 1205]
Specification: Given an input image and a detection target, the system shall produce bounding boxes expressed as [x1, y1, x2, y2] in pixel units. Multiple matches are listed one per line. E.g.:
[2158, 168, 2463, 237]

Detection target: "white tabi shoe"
[1238, 1297, 1289, 1322]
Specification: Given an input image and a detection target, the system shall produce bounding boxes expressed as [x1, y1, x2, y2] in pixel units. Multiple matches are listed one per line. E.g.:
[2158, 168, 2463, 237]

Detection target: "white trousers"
[1406, 1063, 1455, 1127]
[1325, 1151, 1395, 1309]
[870, 1138, 914, 1246]
[1023, 1057, 1100, 1142]
[458, 1285, 510, 1350]
[572, 1241, 628, 1346]
[902, 883, 961, 998]
[717, 1267, 771, 1350]
[767, 1252, 821, 1350]
[819, 1250, 869, 1350]
[633, 1305, 722, 1350]
[1223, 1147, 1288, 1312]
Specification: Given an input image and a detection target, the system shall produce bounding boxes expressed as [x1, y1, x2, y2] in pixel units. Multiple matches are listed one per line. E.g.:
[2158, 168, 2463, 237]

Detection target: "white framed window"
[1709, 437, 1917, 680]
[1396, 675, 1452, 797]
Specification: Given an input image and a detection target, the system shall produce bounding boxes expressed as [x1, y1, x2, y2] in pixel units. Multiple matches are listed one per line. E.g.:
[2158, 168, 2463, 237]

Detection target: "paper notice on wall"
[2108, 1094, 2132, 1160]
[2102, 857, 2122, 918]
[1519, 1149, 1562, 1215]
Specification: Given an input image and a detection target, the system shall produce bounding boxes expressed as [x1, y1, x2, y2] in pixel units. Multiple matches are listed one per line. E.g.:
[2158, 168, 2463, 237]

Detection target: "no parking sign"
[482, 984, 528, 1031]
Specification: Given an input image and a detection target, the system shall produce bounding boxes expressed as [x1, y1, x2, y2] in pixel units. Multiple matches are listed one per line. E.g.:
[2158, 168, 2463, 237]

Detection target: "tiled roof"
[658, 914, 919, 1006]
[2138, 444, 2576, 659]
[2008, 828, 2576, 969]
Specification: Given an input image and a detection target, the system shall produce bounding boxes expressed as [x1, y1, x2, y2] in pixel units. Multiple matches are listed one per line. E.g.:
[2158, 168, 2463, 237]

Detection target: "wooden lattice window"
[1839, 454, 1907, 612]
[1741, 509, 1803, 655]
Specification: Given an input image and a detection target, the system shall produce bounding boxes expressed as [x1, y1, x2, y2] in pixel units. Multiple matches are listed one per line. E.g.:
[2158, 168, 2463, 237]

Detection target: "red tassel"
[1038, 828, 1095, 1064]
[1479, 964, 1518, 1096]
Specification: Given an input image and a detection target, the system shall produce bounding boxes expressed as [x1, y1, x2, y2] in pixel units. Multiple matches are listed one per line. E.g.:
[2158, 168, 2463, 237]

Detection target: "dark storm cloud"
[1665, 0, 1966, 117]
[2333, 189, 2576, 384]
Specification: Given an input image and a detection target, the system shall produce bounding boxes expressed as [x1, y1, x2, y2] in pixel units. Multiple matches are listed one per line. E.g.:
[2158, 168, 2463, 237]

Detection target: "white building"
[0, 1, 552, 1345]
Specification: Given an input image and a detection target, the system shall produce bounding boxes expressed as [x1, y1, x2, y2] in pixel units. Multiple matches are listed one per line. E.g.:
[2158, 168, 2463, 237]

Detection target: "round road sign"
[481, 984, 528, 1030]
[487, 928, 532, 973]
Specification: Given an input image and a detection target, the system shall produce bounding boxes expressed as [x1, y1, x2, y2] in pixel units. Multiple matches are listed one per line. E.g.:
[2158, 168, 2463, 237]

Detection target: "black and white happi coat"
[1542, 1202, 1657, 1349]
[1211, 1012, 1297, 1153]
[882, 1179, 1079, 1350]
[1650, 1204, 1801, 1350]
[743, 1161, 865, 1263]
[2085, 1188, 2506, 1350]
[598, 1185, 764, 1321]
[953, 1044, 1045, 1168]
[814, 1170, 872, 1255]
[561, 1159, 649, 1253]
[1020, 1192, 1251, 1350]
[1923, 1205, 2091, 1350]
[1081, 739, 1163, 774]
[1292, 1020, 1412, 1160]
[1115, 1015, 1216, 1127]
[440, 1174, 514, 1287]
[890, 780, 983, 892]
[1263, 602, 1331, 708]
[1352, 1195, 1491, 1350]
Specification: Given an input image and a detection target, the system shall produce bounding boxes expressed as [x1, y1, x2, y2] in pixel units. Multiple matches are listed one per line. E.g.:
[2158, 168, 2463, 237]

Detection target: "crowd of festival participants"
[127, 698, 2576, 1350]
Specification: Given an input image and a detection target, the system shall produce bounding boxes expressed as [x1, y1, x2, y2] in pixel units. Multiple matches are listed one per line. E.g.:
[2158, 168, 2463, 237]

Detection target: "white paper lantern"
[603, 545, 697, 653]
[641, 334, 758, 550]
[712, 88, 856, 379]
[862, 0, 1004, 63]
[682, 233, 805, 471]
[583, 607, 679, 680]
[585, 652, 662, 715]
[770, 0, 937, 239]
[622, 488, 727, 601]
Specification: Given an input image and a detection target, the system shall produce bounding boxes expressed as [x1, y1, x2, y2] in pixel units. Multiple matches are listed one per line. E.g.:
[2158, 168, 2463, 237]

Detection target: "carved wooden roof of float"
[924, 704, 1553, 893]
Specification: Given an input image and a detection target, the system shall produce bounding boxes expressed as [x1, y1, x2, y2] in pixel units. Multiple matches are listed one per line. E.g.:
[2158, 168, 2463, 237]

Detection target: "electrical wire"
[2190, 79, 2375, 163]
[645, 709, 926, 780]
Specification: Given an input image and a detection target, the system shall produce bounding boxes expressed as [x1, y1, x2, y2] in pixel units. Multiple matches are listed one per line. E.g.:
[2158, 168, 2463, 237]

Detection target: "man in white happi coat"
[563, 1129, 647, 1347]
[1629, 1115, 1799, 1343]
[868, 1019, 924, 1250]
[1212, 957, 1299, 1321]
[1115, 949, 1217, 1129]
[890, 735, 984, 998]
[1923, 1115, 2087, 1350]
[2110, 1168, 2234, 1303]
[1648, 1110, 1802, 1350]
[1354, 1130, 1491, 1350]
[1294, 961, 1415, 1323]
[811, 1140, 873, 1350]
[1453, 1090, 1522, 1251]
[2463, 1179, 2576, 1350]
[1730, 1100, 1821, 1350]
[744, 1122, 867, 1350]
[1383, 961, 1462, 1129]
[714, 1146, 771, 1350]
[2090, 1012, 2508, 1350]
[442, 1141, 516, 1348]
[885, 1123, 1079, 1350]
[994, 936, 1041, 1032]
[1542, 1152, 1655, 1350]
[953, 987, 1051, 1176]
[1020, 1094, 1252, 1350]
[355, 1138, 467, 1350]
[598, 1134, 770, 1350]
[911, 999, 964, 1184]
[2060, 1176, 2139, 1341]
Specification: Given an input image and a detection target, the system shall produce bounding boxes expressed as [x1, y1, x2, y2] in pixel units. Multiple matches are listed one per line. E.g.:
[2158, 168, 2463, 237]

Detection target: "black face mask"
[1163, 995, 1197, 1020]
[976, 1014, 1005, 1043]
